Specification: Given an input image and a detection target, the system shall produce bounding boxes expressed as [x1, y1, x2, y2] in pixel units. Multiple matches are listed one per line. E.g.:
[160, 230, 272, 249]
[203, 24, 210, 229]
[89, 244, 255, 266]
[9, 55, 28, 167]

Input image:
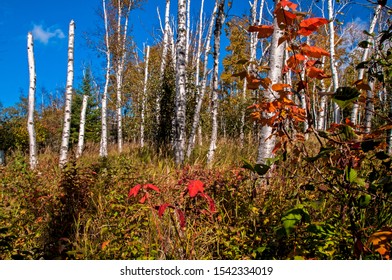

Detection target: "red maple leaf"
[187, 180, 204, 197]
[298, 17, 329, 36]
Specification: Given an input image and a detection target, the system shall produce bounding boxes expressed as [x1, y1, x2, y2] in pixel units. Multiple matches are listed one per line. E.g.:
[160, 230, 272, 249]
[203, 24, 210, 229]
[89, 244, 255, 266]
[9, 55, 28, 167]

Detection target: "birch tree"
[114, 0, 132, 153]
[140, 45, 150, 148]
[27, 32, 38, 169]
[207, 0, 226, 165]
[76, 94, 89, 158]
[186, 0, 218, 158]
[174, 0, 187, 165]
[328, 0, 341, 124]
[59, 20, 75, 167]
[100, 0, 110, 158]
[350, 4, 382, 126]
[157, 0, 171, 127]
[256, 1, 285, 164]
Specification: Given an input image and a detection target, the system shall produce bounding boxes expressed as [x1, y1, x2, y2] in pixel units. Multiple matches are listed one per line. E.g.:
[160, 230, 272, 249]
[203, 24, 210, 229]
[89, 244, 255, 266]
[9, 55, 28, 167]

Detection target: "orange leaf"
[298, 17, 329, 36]
[249, 25, 274, 38]
[307, 67, 331, 79]
[139, 193, 149, 204]
[353, 79, 372, 91]
[301, 43, 330, 58]
[232, 71, 247, 80]
[280, 0, 298, 10]
[188, 180, 204, 197]
[287, 54, 306, 70]
[272, 83, 291, 92]
[101, 240, 110, 250]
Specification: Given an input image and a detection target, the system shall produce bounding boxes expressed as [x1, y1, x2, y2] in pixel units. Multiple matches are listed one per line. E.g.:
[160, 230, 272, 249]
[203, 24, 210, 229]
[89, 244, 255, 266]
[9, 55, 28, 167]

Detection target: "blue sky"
[0, 0, 374, 108]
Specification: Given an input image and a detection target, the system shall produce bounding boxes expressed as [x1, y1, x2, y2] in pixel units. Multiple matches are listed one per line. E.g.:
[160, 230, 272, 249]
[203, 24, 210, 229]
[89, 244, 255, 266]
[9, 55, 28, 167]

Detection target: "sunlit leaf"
[187, 180, 204, 197]
[144, 183, 160, 192]
[128, 184, 141, 198]
[301, 43, 330, 58]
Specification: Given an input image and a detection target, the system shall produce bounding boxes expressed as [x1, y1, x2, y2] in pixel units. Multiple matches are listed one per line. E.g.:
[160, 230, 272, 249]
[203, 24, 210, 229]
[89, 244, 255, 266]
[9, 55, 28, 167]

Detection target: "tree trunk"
[388, 96, 392, 156]
[317, 56, 328, 130]
[100, 0, 110, 158]
[185, 0, 191, 66]
[256, 2, 284, 164]
[157, 0, 171, 127]
[59, 20, 75, 167]
[174, 0, 187, 165]
[27, 32, 38, 169]
[207, 0, 226, 165]
[76, 94, 88, 158]
[141, 45, 150, 148]
[0, 150, 4, 166]
[186, 0, 218, 158]
[115, 0, 132, 153]
[186, 0, 205, 157]
[328, 0, 341, 124]
[351, 4, 382, 125]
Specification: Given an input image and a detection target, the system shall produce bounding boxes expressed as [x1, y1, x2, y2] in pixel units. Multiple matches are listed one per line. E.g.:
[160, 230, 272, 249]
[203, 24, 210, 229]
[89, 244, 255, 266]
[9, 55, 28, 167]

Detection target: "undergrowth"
[0, 139, 391, 260]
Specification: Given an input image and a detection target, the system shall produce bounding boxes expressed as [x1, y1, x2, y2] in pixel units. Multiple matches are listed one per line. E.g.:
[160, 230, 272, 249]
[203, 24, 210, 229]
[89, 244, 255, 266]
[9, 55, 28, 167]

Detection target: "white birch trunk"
[364, 81, 375, 133]
[76, 95, 88, 158]
[115, 1, 132, 153]
[317, 56, 328, 130]
[186, 0, 206, 157]
[351, 4, 382, 125]
[59, 20, 75, 167]
[0, 150, 4, 166]
[185, 0, 191, 66]
[256, 3, 285, 164]
[100, 0, 110, 158]
[328, 0, 341, 124]
[157, 0, 171, 126]
[175, 0, 187, 165]
[27, 32, 38, 169]
[141, 45, 150, 148]
[207, 0, 226, 165]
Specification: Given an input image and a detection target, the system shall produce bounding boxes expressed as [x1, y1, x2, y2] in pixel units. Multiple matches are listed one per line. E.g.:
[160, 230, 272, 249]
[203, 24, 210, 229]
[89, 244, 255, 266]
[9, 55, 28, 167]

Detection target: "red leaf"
[128, 184, 141, 198]
[144, 183, 160, 192]
[280, 0, 298, 10]
[158, 203, 172, 217]
[176, 209, 186, 228]
[187, 180, 204, 197]
[200, 193, 217, 213]
[298, 17, 329, 36]
[139, 193, 149, 204]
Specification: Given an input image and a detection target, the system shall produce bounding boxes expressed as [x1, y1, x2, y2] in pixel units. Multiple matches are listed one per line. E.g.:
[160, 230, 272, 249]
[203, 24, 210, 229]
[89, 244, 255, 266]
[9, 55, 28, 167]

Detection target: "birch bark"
[186, 0, 209, 158]
[327, 0, 341, 124]
[175, 0, 187, 165]
[100, 0, 110, 158]
[157, 0, 171, 126]
[256, 2, 284, 164]
[27, 32, 38, 169]
[59, 20, 75, 167]
[141, 45, 150, 148]
[350, 4, 382, 125]
[76, 95, 88, 158]
[207, 0, 226, 165]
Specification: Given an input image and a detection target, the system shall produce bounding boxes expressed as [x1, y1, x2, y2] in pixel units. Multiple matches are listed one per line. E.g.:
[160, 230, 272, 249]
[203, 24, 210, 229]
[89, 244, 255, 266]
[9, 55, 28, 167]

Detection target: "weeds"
[0, 140, 391, 259]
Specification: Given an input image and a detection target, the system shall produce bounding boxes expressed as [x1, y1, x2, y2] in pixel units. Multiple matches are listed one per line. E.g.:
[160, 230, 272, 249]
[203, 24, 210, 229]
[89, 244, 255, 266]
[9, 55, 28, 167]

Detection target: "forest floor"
[0, 138, 391, 260]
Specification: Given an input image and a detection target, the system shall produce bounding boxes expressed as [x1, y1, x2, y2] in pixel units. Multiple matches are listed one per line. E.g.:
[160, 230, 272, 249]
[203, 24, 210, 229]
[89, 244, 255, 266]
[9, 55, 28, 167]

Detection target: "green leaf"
[358, 40, 372, 48]
[346, 167, 357, 184]
[253, 164, 271, 176]
[358, 194, 371, 208]
[356, 61, 369, 70]
[332, 87, 360, 109]
[304, 147, 335, 162]
[242, 158, 255, 172]
[281, 204, 310, 236]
